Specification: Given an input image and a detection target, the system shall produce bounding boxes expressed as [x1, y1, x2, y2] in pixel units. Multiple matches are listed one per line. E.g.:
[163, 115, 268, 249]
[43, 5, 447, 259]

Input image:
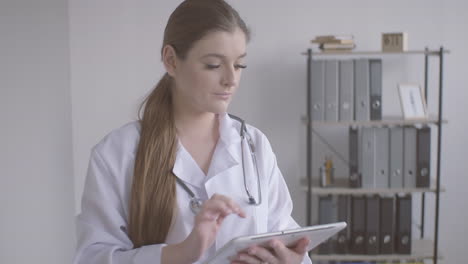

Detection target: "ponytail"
[128, 73, 178, 247]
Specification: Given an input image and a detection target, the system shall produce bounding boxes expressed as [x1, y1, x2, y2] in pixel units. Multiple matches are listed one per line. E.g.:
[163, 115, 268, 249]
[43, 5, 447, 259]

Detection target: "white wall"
[0, 1, 75, 263]
[439, 0, 468, 262]
[69, 0, 173, 212]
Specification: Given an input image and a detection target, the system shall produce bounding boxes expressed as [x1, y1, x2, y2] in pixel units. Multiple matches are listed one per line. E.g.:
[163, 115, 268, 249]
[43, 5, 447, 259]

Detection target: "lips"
[213, 92, 232, 96]
[213, 92, 232, 100]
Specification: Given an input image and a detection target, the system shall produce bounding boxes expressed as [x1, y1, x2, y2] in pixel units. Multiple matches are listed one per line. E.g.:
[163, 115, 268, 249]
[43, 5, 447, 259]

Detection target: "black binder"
[365, 196, 380, 255]
[369, 59, 382, 120]
[416, 126, 431, 187]
[349, 127, 361, 188]
[396, 195, 412, 254]
[380, 196, 395, 254]
[336, 195, 350, 254]
[318, 195, 337, 254]
[350, 196, 366, 254]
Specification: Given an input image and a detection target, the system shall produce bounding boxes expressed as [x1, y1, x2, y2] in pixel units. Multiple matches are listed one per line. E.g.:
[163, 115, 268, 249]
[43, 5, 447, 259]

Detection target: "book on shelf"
[311, 34, 356, 52]
[311, 38, 355, 45]
[319, 48, 354, 53]
[320, 43, 356, 50]
[312, 34, 354, 42]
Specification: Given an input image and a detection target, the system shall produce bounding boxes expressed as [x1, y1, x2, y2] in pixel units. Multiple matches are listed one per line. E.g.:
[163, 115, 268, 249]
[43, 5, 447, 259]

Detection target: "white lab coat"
[73, 113, 312, 264]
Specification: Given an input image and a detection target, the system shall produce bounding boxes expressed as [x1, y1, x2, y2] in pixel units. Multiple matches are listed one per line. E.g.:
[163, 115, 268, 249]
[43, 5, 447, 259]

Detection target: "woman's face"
[171, 27, 247, 115]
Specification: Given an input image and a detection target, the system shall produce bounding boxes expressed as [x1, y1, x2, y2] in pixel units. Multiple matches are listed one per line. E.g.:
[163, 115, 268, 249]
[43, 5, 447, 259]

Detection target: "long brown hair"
[128, 0, 251, 248]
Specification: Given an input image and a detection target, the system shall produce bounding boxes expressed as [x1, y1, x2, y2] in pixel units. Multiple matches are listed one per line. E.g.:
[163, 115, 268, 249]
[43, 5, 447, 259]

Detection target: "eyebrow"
[200, 53, 247, 60]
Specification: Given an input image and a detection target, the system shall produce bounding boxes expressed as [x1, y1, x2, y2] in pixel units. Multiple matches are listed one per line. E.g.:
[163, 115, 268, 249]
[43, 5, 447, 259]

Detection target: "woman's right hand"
[183, 194, 245, 260]
[178, 193, 246, 263]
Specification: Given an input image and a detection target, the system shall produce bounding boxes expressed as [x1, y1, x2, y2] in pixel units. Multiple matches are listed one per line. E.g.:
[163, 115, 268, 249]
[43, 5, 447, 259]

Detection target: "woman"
[73, 0, 312, 263]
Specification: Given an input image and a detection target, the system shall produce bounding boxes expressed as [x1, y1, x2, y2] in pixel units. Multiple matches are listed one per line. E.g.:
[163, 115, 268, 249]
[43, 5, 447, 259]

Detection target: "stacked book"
[311, 35, 356, 52]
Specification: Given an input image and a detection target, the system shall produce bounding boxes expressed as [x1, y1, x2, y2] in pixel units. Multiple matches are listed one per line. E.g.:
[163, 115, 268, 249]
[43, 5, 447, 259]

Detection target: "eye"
[205, 64, 220, 69]
[235, 64, 247, 69]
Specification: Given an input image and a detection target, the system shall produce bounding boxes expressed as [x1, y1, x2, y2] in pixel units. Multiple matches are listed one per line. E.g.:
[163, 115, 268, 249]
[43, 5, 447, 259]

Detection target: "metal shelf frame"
[304, 47, 447, 264]
[305, 116, 448, 127]
[311, 239, 441, 262]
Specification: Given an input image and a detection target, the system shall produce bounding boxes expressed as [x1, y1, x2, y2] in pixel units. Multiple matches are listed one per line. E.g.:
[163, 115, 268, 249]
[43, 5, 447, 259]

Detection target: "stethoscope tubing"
[175, 115, 262, 214]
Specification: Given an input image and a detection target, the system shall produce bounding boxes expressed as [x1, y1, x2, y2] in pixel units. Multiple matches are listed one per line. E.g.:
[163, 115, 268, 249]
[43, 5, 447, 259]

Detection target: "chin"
[207, 103, 230, 115]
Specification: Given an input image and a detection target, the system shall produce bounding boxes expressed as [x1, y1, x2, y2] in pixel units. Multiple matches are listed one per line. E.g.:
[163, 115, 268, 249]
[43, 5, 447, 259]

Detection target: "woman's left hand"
[231, 237, 310, 264]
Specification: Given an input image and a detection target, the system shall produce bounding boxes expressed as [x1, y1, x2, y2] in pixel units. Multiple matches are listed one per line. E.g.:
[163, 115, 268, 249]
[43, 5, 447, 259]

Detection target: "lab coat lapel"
[172, 113, 244, 184]
[206, 113, 242, 179]
[172, 141, 205, 188]
[206, 142, 238, 179]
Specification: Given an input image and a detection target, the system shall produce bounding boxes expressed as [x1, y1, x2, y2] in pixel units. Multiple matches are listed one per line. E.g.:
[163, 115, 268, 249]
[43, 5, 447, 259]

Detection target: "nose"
[222, 66, 237, 88]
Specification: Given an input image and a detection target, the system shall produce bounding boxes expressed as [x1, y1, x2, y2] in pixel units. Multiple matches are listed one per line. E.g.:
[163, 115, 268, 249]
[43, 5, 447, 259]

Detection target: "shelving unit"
[312, 239, 440, 262]
[300, 178, 445, 195]
[303, 48, 449, 264]
[302, 115, 448, 127]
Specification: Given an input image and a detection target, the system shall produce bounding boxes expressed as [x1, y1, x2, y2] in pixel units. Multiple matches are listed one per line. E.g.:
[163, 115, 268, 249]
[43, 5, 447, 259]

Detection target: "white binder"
[374, 127, 389, 188]
[311, 60, 325, 121]
[354, 59, 370, 121]
[325, 60, 339, 121]
[403, 127, 417, 188]
[339, 60, 354, 121]
[390, 127, 404, 188]
[361, 127, 375, 188]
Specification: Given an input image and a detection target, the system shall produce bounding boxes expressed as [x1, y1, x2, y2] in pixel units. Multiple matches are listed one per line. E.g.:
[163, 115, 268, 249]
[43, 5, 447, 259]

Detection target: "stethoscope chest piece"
[190, 197, 203, 215]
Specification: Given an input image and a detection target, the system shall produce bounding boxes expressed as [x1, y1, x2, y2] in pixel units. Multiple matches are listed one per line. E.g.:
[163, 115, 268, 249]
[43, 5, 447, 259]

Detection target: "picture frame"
[398, 83, 428, 120]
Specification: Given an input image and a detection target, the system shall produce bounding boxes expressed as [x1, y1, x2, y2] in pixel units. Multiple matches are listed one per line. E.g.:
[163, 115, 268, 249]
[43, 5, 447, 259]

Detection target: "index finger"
[209, 193, 246, 218]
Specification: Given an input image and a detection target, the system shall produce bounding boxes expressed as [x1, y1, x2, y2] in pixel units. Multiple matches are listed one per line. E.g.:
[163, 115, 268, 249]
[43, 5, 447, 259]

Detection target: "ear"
[162, 44, 178, 77]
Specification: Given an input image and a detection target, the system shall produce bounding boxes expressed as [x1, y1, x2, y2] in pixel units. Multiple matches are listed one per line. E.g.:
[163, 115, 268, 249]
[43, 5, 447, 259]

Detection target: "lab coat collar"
[218, 112, 242, 146]
[172, 113, 242, 188]
[172, 143, 205, 188]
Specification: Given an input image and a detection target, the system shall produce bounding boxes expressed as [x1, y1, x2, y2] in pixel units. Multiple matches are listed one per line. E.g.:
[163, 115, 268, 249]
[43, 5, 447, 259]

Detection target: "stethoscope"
[175, 114, 262, 215]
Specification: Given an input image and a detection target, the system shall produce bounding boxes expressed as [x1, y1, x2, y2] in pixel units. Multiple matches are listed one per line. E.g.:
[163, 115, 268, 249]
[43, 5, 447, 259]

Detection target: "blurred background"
[1, 0, 466, 263]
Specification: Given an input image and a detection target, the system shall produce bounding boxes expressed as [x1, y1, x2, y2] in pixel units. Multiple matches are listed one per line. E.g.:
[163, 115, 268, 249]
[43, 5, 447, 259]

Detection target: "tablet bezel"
[203, 221, 347, 264]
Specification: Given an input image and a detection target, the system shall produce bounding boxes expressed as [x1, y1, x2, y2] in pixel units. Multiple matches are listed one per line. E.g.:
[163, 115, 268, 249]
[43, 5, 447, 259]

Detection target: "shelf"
[301, 49, 450, 56]
[310, 239, 441, 262]
[301, 115, 448, 127]
[300, 178, 445, 195]
[303, 46, 446, 264]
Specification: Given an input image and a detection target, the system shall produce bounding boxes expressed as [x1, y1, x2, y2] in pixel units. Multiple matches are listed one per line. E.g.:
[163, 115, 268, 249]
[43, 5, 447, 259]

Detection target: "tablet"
[203, 221, 347, 264]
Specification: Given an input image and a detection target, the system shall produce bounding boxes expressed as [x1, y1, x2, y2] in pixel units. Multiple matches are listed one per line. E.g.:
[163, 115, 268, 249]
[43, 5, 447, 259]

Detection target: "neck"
[173, 106, 220, 142]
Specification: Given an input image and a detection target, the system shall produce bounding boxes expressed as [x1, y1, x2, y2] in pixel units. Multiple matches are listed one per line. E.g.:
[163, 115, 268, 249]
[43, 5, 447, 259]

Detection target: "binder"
[390, 127, 404, 188]
[396, 195, 412, 254]
[374, 127, 390, 188]
[361, 127, 375, 188]
[369, 59, 383, 120]
[365, 196, 380, 255]
[339, 60, 354, 121]
[349, 127, 361, 188]
[325, 60, 339, 121]
[318, 196, 337, 254]
[336, 195, 350, 254]
[416, 126, 431, 187]
[380, 196, 395, 254]
[403, 127, 417, 188]
[350, 196, 366, 254]
[311, 60, 325, 121]
[354, 59, 370, 121]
